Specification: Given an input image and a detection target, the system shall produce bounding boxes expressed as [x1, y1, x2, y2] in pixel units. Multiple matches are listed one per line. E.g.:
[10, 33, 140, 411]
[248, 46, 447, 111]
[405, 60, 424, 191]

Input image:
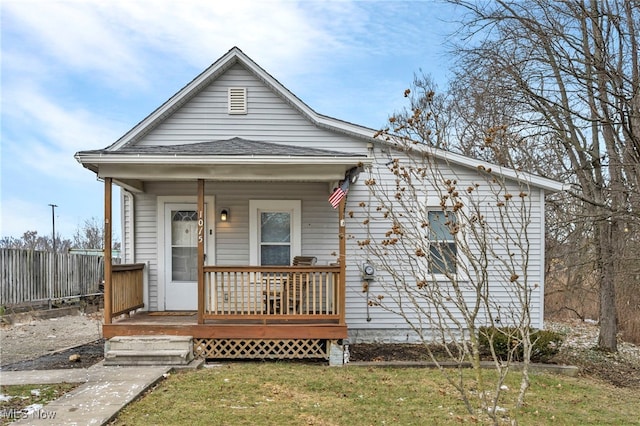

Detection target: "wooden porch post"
[338, 198, 346, 325]
[104, 178, 113, 325]
[197, 179, 205, 324]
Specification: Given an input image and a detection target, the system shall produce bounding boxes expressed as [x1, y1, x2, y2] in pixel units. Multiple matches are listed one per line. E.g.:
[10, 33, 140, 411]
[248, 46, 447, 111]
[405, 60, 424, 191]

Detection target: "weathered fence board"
[0, 249, 106, 306]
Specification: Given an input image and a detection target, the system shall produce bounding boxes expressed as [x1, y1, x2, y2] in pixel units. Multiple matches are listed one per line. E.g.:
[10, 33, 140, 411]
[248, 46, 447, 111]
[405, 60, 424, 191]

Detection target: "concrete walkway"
[0, 362, 172, 425]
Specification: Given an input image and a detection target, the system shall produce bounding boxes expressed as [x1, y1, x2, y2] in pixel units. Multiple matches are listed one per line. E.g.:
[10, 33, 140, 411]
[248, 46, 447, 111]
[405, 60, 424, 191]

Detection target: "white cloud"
[3, 0, 350, 89]
[3, 0, 147, 87]
[98, 0, 350, 82]
[2, 84, 122, 180]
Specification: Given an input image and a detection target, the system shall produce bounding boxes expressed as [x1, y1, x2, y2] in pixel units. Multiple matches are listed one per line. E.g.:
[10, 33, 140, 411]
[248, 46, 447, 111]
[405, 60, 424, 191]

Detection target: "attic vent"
[228, 87, 247, 114]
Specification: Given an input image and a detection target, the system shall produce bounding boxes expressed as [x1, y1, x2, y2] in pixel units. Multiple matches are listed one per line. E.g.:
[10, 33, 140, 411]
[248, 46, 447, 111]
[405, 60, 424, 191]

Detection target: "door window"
[171, 210, 198, 281]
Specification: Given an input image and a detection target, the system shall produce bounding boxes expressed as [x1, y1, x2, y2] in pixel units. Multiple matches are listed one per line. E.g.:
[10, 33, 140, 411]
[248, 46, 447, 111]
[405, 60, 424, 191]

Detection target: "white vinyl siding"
[135, 64, 365, 153]
[343, 149, 545, 341]
[126, 161, 545, 334]
[120, 190, 135, 264]
[131, 193, 159, 310]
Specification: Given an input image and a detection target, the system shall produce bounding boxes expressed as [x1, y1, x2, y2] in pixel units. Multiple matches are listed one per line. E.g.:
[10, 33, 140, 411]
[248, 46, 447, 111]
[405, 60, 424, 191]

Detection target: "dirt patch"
[0, 339, 105, 371]
[349, 343, 457, 362]
[1, 310, 103, 368]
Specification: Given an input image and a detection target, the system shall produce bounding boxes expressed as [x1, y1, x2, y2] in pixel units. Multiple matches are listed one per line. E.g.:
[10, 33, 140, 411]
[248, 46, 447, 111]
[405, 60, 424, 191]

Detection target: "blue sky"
[1, 0, 461, 242]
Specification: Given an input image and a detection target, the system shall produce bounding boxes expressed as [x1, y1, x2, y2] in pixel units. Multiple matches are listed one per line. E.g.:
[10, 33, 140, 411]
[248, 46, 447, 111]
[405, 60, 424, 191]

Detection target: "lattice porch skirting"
[193, 338, 329, 360]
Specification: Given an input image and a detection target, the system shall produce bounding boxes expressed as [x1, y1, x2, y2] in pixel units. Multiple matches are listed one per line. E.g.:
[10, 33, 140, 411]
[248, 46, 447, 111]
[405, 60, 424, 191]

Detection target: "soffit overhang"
[83, 156, 367, 180]
[76, 138, 370, 186]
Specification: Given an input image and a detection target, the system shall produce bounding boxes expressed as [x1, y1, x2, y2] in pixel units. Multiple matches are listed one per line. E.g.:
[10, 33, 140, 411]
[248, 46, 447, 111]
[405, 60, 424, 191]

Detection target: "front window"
[249, 200, 301, 267]
[428, 210, 457, 274]
[260, 212, 291, 265]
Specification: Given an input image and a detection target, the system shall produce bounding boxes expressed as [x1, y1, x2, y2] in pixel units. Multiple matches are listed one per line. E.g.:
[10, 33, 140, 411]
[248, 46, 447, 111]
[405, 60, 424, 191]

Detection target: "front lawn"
[112, 362, 640, 425]
[1, 383, 79, 425]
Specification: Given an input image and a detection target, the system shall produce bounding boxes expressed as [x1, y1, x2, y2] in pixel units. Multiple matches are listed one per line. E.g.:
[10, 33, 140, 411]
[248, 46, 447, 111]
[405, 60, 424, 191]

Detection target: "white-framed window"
[249, 200, 301, 266]
[427, 209, 458, 275]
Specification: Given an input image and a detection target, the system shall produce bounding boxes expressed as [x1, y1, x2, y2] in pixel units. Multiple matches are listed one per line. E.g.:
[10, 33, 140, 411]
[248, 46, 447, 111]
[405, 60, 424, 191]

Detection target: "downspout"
[121, 189, 135, 263]
[365, 142, 374, 322]
[538, 189, 546, 329]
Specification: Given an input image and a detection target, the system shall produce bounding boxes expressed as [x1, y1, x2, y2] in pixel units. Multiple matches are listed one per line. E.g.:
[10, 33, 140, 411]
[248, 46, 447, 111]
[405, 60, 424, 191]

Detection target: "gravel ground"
[0, 311, 103, 367]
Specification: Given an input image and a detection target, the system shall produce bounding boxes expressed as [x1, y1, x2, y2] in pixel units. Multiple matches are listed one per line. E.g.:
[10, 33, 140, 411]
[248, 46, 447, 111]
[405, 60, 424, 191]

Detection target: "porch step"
[105, 335, 194, 366]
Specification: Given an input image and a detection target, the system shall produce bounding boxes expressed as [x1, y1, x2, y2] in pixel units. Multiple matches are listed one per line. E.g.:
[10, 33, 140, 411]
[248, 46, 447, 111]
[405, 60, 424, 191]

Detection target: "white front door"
[162, 200, 214, 310]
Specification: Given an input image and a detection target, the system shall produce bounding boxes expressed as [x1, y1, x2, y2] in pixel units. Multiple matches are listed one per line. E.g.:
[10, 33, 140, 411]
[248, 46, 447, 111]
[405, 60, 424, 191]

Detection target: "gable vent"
[228, 87, 247, 114]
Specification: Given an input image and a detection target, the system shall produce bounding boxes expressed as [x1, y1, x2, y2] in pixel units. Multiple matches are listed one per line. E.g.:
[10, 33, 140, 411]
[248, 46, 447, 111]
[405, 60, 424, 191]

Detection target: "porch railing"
[203, 265, 342, 322]
[110, 263, 145, 319]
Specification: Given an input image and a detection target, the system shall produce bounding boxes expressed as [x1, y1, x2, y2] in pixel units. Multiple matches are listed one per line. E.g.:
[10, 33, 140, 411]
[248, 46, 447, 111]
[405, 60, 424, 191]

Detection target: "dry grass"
[0, 383, 79, 425]
[111, 362, 640, 425]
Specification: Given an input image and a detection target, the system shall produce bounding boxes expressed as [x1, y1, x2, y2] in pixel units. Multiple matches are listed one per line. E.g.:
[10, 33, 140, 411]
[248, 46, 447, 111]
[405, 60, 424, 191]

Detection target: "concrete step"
[107, 335, 192, 351]
[105, 335, 194, 366]
[104, 349, 192, 366]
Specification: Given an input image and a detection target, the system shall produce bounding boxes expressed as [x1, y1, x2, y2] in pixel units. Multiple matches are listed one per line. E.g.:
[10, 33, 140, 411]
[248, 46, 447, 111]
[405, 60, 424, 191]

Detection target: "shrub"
[478, 326, 564, 363]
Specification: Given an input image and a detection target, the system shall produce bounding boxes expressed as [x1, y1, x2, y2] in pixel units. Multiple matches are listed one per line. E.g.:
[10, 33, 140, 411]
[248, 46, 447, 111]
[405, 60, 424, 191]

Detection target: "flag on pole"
[329, 178, 350, 209]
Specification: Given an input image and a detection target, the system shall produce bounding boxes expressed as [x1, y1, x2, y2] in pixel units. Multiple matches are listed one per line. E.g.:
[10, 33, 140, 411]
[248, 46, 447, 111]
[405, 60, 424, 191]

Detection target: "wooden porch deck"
[103, 311, 347, 340]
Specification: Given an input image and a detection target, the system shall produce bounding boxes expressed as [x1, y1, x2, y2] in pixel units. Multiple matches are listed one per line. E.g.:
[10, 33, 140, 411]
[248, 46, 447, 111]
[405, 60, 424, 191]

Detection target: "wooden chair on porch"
[262, 256, 317, 314]
[286, 256, 317, 313]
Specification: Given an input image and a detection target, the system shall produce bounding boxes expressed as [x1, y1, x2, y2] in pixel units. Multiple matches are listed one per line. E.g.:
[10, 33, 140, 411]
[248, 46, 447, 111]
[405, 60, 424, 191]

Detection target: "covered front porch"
[100, 177, 351, 359]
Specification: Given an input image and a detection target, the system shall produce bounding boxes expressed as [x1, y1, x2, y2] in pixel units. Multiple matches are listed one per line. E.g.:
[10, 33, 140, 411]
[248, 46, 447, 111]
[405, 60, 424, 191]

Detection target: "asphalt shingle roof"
[83, 137, 364, 158]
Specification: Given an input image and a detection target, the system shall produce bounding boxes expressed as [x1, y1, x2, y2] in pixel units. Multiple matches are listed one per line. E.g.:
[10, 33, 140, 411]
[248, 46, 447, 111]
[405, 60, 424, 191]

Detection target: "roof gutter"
[75, 153, 371, 166]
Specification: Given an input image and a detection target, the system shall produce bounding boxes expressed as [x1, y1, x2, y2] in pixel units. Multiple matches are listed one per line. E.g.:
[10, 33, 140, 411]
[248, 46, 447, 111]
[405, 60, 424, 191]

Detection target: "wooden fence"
[0, 248, 107, 307]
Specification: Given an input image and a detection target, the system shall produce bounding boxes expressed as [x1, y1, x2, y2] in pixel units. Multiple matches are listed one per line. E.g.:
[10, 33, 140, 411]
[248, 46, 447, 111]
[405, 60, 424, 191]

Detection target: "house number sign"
[198, 210, 204, 244]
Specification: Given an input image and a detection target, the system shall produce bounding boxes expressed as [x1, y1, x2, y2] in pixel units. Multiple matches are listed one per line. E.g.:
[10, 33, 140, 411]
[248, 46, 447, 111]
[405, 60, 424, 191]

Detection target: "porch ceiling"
[95, 161, 363, 182]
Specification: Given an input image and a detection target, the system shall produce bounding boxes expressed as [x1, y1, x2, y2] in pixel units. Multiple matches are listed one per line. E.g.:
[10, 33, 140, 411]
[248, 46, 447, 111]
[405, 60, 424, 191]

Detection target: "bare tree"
[448, 0, 640, 351]
[355, 88, 552, 422]
[0, 218, 120, 251]
[0, 231, 72, 252]
[72, 217, 114, 249]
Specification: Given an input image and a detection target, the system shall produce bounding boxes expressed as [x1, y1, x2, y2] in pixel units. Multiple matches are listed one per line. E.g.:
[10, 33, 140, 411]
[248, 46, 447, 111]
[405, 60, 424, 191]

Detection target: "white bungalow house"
[75, 47, 566, 363]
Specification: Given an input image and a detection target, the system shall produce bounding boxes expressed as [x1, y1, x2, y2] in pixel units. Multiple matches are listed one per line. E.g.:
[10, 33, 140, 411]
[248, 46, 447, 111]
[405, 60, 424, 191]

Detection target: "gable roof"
[80, 47, 567, 193]
[108, 47, 371, 150]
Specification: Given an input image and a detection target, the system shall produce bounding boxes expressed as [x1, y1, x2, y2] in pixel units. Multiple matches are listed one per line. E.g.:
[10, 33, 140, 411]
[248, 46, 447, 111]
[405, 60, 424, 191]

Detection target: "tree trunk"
[597, 219, 617, 351]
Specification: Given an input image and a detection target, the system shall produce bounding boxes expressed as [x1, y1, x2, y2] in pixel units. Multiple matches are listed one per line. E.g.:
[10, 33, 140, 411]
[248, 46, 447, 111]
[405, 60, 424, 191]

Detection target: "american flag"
[329, 179, 350, 209]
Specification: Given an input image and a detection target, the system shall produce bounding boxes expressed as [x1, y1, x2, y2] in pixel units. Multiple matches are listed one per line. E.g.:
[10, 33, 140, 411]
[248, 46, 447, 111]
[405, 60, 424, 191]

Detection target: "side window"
[427, 210, 457, 274]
